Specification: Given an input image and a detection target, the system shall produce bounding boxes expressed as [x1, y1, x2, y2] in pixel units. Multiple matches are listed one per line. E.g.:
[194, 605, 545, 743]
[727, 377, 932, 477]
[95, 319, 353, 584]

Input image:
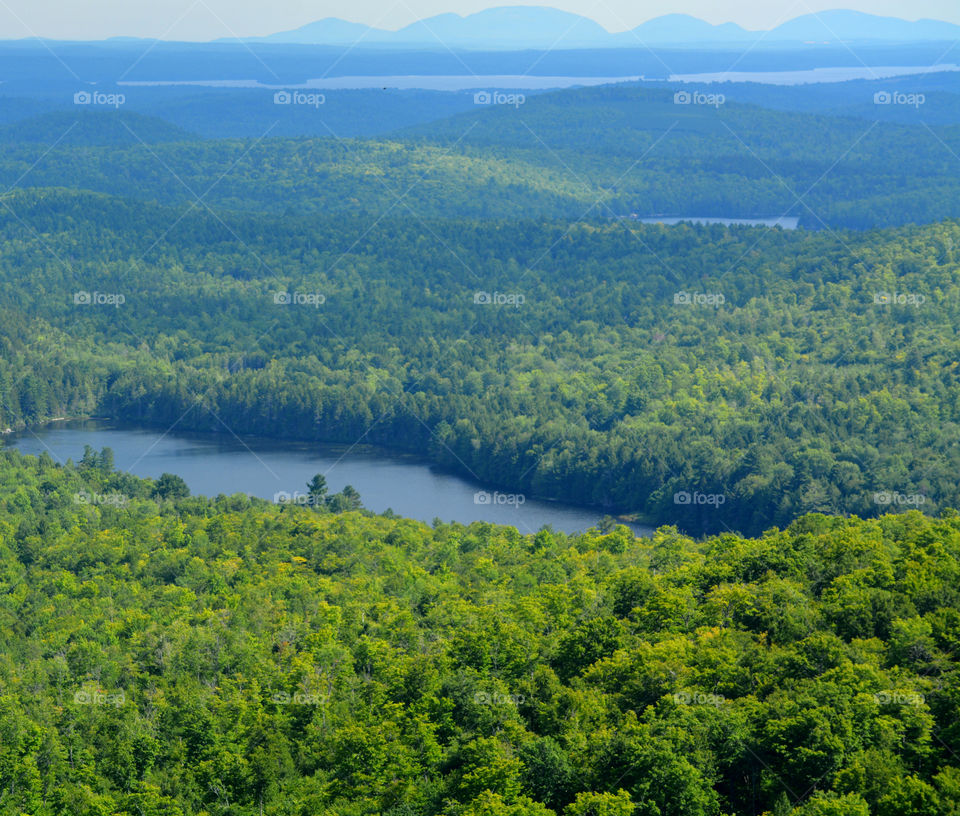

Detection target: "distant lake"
[117, 64, 959, 90]
[636, 216, 800, 229]
[6, 421, 651, 537]
[120, 75, 642, 90]
[668, 64, 960, 85]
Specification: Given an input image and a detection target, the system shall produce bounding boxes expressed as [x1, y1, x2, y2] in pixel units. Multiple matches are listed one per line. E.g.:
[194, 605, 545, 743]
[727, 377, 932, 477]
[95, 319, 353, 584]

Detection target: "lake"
[6, 421, 652, 537]
[120, 75, 643, 90]
[668, 64, 960, 85]
[117, 65, 960, 91]
[637, 215, 800, 229]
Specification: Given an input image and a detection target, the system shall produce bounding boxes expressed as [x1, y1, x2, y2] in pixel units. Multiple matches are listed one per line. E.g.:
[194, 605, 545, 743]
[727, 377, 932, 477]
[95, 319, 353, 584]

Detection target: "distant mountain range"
[234, 7, 960, 49]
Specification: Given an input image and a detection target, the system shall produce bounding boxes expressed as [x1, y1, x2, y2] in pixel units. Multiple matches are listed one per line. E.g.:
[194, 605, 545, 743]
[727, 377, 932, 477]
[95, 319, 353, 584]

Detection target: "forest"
[0, 187, 958, 533]
[1, 56, 960, 815]
[1, 83, 960, 228]
[1, 446, 960, 815]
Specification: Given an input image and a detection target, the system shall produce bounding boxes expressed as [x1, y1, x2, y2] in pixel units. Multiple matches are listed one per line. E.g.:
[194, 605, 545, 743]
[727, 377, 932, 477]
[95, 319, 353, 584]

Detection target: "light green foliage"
[0, 450, 958, 813]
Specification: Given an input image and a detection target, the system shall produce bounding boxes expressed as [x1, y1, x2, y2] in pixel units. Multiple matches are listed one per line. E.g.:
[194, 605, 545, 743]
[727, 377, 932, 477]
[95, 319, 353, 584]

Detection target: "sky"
[2, 0, 960, 41]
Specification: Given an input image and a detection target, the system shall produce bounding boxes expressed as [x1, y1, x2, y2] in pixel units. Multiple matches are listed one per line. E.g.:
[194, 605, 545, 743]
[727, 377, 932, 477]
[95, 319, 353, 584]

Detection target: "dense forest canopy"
[2, 447, 960, 815]
[2, 55, 960, 815]
[0, 188, 958, 533]
[0, 86, 959, 228]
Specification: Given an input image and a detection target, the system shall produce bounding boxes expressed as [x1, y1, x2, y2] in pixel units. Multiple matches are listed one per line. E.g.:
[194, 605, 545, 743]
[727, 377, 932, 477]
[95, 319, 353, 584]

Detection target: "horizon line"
[0, 6, 958, 44]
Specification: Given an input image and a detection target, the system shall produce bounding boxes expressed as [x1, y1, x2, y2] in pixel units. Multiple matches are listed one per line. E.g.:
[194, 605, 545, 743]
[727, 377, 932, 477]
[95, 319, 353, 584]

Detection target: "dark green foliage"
[3, 69, 960, 816]
[4, 87, 960, 228]
[3, 190, 960, 533]
[152, 472, 190, 500]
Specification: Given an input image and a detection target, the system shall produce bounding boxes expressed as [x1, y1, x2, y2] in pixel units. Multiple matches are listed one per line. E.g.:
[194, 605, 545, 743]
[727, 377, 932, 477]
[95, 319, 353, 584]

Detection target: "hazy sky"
[3, 0, 960, 40]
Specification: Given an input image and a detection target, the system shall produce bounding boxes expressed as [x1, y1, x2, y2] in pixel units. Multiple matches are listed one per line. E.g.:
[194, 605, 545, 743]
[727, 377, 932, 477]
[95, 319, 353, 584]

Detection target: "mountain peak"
[394, 6, 610, 48]
[253, 6, 960, 48]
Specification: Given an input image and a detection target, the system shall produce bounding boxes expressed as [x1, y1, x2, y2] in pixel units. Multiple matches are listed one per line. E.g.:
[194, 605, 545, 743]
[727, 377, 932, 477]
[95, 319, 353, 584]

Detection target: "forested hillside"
[2, 447, 960, 815]
[1, 87, 960, 228]
[2, 27, 960, 816]
[0, 135, 591, 219]
[0, 189, 959, 533]
[400, 85, 960, 229]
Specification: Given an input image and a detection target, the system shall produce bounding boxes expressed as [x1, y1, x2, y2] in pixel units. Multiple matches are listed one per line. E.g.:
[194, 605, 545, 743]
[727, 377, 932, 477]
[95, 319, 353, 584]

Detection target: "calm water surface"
[668, 64, 960, 85]
[118, 65, 959, 90]
[7, 421, 651, 537]
[120, 75, 642, 90]
[637, 215, 800, 228]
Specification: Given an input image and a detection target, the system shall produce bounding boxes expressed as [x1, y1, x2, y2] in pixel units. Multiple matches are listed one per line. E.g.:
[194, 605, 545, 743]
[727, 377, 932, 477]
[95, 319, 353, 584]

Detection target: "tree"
[152, 473, 190, 500]
[307, 473, 328, 506]
[564, 790, 634, 816]
[80, 444, 98, 469]
[453, 737, 524, 801]
[876, 776, 941, 816]
[448, 791, 555, 816]
[98, 446, 115, 473]
[339, 484, 362, 511]
[792, 792, 870, 816]
[327, 485, 363, 513]
[520, 737, 575, 811]
[553, 617, 624, 681]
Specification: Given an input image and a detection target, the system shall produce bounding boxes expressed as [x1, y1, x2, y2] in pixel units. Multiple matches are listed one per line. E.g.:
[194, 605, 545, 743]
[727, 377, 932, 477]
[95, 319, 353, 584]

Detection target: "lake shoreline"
[7, 417, 657, 536]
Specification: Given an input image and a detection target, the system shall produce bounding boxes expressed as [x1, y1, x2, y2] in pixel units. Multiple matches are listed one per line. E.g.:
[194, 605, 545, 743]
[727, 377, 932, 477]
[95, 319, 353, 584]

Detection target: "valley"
[1, 11, 960, 814]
